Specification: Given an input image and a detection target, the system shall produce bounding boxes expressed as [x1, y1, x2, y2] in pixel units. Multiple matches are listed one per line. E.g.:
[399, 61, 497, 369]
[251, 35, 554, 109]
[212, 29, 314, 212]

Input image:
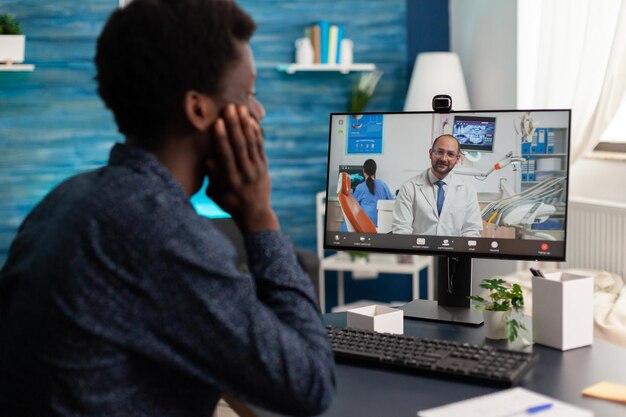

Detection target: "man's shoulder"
[43, 165, 201, 242]
[53, 164, 176, 210]
[448, 171, 475, 189]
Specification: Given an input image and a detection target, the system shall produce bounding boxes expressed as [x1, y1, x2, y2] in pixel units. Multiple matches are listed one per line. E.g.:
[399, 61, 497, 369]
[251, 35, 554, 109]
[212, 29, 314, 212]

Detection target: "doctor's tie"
[435, 180, 445, 216]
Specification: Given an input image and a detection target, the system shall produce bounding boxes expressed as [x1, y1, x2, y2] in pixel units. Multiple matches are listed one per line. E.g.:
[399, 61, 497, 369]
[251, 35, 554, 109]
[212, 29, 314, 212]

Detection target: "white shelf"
[321, 253, 431, 274]
[319, 252, 434, 311]
[0, 63, 35, 72]
[277, 63, 376, 74]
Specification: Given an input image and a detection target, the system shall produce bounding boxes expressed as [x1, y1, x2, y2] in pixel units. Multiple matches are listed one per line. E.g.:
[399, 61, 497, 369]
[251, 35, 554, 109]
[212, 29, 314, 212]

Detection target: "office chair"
[337, 172, 377, 233]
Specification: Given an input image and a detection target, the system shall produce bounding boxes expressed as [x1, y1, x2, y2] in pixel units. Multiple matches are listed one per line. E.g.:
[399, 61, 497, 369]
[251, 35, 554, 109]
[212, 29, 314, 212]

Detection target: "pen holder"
[532, 272, 593, 350]
[347, 305, 403, 334]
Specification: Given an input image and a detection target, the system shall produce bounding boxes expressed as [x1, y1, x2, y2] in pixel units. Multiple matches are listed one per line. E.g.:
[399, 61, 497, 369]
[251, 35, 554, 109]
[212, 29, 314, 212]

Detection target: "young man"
[392, 134, 483, 237]
[0, 1, 335, 416]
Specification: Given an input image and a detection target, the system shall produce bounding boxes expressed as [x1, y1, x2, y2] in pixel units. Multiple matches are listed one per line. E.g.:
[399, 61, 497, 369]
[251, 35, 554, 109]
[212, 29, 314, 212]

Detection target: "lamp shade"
[599, 92, 626, 142]
[404, 52, 471, 111]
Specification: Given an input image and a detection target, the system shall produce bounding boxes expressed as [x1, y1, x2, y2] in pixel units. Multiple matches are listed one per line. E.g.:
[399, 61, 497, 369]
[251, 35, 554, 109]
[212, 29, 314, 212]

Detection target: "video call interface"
[325, 110, 571, 261]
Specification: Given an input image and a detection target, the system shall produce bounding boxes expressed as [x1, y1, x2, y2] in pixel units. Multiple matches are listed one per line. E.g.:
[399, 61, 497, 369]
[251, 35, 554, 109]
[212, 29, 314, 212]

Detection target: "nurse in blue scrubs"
[352, 159, 394, 227]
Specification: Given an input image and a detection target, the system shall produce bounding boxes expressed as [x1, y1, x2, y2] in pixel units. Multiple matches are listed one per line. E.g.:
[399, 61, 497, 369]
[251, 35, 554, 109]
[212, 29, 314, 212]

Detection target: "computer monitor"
[325, 110, 571, 325]
[338, 165, 366, 192]
[453, 115, 496, 152]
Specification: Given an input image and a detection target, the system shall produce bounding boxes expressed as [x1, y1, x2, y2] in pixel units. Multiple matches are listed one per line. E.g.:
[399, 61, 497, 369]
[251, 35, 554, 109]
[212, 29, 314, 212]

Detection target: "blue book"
[528, 156, 536, 181]
[532, 128, 546, 154]
[521, 135, 531, 155]
[336, 25, 343, 64]
[546, 128, 555, 153]
[318, 20, 329, 64]
[521, 158, 528, 182]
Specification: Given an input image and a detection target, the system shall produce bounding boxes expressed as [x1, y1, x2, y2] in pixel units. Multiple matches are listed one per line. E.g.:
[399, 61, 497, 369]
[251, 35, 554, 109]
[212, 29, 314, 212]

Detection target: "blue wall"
[0, 0, 448, 311]
[238, 0, 408, 251]
[0, 0, 407, 265]
[407, 0, 449, 74]
[0, 1, 119, 266]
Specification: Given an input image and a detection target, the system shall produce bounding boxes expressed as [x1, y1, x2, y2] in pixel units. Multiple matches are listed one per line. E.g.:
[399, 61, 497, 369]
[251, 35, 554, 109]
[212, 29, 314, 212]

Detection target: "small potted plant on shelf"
[468, 278, 529, 344]
[0, 13, 25, 65]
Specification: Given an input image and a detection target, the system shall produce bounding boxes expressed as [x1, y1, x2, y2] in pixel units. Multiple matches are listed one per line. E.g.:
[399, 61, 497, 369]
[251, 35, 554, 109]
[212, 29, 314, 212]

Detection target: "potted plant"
[349, 70, 383, 113]
[0, 13, 25, 64]
[468, 278, 529, 344]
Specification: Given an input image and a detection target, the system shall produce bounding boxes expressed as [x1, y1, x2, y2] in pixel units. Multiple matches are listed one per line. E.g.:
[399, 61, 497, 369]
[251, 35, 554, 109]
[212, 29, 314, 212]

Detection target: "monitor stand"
[399, 256, 484, 326]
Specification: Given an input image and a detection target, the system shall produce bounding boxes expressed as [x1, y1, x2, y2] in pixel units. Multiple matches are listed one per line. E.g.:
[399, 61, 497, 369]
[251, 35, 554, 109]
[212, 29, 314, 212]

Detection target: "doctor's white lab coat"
[391, 169, 483, 237]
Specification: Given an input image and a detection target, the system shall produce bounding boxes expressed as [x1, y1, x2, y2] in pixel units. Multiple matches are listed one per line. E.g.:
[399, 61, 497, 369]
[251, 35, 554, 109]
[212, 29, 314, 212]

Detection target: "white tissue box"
[532, 272, 593, 350]
[346, 304, 403, 334]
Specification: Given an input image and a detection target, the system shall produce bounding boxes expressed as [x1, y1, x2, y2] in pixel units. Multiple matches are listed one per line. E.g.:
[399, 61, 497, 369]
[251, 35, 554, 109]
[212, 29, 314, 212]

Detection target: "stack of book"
[305, 21, 344, 65]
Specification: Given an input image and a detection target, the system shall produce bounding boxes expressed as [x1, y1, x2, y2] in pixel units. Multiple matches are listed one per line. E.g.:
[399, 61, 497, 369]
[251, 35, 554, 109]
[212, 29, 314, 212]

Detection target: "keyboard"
[326, 326, 535, 387]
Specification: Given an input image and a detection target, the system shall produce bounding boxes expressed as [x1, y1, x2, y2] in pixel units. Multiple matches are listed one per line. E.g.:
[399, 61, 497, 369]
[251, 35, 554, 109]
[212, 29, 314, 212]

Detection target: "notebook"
[417, 387, 593, 417]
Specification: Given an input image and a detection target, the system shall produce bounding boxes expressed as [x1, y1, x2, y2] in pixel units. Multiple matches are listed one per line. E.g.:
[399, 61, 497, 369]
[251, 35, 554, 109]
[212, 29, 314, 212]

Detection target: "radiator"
[563, 197, 626, 278]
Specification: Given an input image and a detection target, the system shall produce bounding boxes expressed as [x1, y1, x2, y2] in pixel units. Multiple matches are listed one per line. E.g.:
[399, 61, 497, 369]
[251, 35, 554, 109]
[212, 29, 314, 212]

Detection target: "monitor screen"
[338, 165, 365, 192]
[453, 115, 496, 152]
[325, 110, 571, 262]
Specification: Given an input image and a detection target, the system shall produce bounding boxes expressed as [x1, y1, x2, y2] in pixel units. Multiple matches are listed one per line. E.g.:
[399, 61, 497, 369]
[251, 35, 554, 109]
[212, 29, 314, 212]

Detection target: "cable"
[447, 257, 457, 294]
[481, 177, 566, 226]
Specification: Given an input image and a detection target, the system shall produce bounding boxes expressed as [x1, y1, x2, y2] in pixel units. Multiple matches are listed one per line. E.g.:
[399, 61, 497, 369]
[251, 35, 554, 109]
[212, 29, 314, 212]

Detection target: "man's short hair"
[431, 134, 461, 153]
[95, 0, 256, 144]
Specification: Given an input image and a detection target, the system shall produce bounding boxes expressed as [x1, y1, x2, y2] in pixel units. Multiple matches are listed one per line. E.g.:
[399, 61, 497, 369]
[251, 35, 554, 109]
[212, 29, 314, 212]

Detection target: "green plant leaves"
[474, 278, 524, 313]
[468, 278, 529, 345]
[0, 14, 21, 35]
[348, 71, 383, 112]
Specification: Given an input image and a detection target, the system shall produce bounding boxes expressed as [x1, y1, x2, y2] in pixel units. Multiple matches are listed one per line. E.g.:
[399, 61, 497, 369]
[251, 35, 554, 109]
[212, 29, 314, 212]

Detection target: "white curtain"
[519, 0, 626, 163]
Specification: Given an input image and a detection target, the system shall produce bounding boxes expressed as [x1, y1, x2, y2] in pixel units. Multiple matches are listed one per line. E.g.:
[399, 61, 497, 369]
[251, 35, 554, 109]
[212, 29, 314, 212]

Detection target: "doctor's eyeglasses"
[431, 148, 461, 159]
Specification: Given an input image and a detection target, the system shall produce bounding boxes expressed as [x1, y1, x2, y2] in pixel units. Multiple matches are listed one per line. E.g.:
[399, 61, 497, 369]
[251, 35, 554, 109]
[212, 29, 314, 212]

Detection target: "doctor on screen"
[391, 134, 483, 237]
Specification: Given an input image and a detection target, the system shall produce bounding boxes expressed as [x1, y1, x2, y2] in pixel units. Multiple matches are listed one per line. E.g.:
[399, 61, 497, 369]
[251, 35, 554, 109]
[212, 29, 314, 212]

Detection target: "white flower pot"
[483, 310, 510, 340]
[0, 35, 25, 64]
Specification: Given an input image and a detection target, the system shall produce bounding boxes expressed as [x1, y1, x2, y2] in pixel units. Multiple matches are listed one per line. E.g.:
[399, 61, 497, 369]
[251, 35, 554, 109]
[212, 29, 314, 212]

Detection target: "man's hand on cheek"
[205, 104, 278, 234]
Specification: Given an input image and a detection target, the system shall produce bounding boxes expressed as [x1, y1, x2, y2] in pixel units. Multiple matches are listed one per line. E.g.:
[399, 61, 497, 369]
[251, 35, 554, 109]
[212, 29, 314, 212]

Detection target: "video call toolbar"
[327, 232, 564, 260]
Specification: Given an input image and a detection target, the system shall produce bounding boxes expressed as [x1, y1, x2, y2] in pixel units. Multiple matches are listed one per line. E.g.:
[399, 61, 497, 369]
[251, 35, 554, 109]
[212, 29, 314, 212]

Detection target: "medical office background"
[326, 111, 569, 201]
[1, 0, 625, 311]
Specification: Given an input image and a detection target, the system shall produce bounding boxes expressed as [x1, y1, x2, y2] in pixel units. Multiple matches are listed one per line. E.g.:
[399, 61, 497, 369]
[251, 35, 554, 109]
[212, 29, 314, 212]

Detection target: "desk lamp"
[404, 52, 471, 113]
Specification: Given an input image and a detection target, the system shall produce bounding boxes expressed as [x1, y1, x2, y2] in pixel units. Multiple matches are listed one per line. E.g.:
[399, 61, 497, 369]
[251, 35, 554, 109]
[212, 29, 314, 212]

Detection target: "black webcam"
[432, 94, 452, 113]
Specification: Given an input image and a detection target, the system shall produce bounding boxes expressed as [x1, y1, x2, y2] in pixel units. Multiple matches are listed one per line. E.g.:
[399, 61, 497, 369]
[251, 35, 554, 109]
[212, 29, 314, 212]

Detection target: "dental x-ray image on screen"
[453, 115, 496, 152]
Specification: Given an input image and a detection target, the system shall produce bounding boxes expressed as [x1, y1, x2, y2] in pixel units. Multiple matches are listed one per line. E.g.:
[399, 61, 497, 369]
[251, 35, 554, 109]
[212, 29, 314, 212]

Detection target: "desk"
[258, 313, 626, 417]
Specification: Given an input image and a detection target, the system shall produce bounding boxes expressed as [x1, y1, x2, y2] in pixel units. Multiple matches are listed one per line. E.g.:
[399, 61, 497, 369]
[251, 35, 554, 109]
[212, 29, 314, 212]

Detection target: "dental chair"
[337, 172, 377, 233]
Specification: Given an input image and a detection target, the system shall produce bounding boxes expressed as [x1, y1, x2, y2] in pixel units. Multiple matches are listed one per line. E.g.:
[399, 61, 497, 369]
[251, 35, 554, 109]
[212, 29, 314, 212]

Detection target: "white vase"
[295, 37, 313, 65]
[0, 35, 25, 64]
[339, 39, 353, 66]
[483, 310, 510, 340]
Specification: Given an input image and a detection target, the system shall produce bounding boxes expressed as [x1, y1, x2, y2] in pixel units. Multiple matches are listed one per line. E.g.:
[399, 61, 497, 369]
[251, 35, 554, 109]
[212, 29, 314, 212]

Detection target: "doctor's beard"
[432, 160, 455, 176]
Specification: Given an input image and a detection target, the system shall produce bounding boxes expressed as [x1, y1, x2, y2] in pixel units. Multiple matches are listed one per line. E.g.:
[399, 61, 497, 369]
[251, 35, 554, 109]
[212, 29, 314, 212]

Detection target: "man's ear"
[183, 90, 219, 132]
